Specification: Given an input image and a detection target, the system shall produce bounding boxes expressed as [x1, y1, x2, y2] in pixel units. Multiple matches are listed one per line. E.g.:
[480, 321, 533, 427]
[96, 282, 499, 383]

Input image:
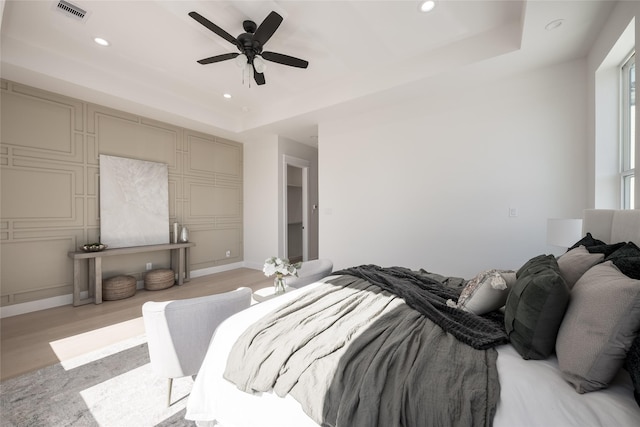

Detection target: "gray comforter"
[224, 267, 504, 427]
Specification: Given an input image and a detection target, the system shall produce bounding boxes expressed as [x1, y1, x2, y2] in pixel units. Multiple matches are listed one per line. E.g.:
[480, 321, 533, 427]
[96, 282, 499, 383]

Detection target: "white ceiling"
[0, 0, 615, 145]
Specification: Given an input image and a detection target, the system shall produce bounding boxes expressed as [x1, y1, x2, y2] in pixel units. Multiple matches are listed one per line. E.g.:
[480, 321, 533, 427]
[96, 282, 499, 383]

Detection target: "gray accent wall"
[0, 80, 243, 307]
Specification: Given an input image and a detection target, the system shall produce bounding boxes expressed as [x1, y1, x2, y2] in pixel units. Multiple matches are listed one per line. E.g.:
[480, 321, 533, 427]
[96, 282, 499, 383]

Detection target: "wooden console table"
[68, 242, 195, 306]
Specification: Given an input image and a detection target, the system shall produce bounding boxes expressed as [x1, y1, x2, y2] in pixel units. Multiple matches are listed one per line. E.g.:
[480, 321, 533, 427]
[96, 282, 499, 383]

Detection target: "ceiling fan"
[189, 10, 309, 86]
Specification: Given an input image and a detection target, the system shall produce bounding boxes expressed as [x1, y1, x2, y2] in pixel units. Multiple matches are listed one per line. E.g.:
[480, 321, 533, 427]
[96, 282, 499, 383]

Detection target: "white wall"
[243, 134, 279, 269]
[245, 1, 640, 277]
[319, 59, 588, 278]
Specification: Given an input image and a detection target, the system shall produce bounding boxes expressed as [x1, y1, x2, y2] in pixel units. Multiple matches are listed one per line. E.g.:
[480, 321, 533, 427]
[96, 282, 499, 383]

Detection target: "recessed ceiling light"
[545, 19, 564, 31]
[223, 93, 232, 99]
[93, 37, 110, 46]
[419, 1, 436, 13]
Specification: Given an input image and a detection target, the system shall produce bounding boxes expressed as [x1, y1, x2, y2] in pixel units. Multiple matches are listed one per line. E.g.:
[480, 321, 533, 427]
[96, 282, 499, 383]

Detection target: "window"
[621, 52, 635, 209]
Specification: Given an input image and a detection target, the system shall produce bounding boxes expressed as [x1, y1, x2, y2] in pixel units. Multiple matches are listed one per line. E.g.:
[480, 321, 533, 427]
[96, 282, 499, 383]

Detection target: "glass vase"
[179, 226, 189, 243]
[274, 274, 286, 295]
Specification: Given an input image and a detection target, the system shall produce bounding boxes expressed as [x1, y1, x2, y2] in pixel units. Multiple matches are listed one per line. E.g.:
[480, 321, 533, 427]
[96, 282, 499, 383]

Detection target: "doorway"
[283, 156, 309, 263]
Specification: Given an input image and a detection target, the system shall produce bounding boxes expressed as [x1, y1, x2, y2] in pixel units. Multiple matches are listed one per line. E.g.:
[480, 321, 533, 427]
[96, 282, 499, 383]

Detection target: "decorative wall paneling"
[0, 80, 243, 307]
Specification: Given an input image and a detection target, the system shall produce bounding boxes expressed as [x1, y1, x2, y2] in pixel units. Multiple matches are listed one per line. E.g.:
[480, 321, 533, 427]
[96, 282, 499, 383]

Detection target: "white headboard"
[582, 209, 640, 244]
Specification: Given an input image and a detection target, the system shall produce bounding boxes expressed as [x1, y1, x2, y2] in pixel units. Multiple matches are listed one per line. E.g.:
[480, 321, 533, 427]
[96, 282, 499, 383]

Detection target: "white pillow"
[448, 269, 516, 315]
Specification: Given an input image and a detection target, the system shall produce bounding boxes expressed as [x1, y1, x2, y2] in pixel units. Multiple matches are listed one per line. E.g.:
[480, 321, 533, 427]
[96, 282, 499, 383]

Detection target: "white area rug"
[0, 335, 195, 427]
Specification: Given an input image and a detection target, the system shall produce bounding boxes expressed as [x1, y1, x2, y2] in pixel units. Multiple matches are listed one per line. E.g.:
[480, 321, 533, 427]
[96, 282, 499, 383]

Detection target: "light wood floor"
[0, 268, 272, 381]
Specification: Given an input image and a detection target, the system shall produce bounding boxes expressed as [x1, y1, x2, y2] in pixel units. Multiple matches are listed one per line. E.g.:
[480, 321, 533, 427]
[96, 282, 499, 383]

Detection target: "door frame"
[282, 155, 309, 262]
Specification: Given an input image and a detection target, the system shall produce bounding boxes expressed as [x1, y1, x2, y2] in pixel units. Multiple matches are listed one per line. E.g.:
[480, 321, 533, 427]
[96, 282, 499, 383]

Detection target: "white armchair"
[285, 259, 333, 289]
[142, 287, 252, 406]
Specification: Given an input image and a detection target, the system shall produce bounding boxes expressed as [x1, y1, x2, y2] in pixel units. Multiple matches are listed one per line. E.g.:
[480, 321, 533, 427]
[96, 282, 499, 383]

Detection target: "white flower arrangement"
[263, 257, 301, 278]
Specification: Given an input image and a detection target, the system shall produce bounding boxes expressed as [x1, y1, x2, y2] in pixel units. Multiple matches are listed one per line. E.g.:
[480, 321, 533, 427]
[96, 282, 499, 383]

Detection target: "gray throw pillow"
[504, 255, 570, 360]
[556, 261, 640, 393]
[557, 246, 604, 289]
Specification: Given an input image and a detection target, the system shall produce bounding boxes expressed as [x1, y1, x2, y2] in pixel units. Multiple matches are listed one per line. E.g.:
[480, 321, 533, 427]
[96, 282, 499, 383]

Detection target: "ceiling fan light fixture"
[419, 1, 436, 13]
[235, 53, 248, 68]
[253, 55, 267, 73]
[242, 62, 254, 86]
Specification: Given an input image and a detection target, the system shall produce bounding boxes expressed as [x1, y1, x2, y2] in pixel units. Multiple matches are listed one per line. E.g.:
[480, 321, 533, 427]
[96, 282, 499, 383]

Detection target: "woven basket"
[103, 275, 137, 301]
[144, 269, 175, 291]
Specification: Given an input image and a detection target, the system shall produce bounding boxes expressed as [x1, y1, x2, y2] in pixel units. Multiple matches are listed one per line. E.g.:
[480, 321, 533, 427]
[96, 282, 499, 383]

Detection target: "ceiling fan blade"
[253, 11, 283, 46]
[189, 11, 237, 45]
[254, 68, 266, 85]
[197, 52, 239, 65]
[262, 51, 309, 69]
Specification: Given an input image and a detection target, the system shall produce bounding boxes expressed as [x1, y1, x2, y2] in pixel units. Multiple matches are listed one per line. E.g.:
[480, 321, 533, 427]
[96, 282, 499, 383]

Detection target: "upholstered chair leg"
[167, 377, 173, 407]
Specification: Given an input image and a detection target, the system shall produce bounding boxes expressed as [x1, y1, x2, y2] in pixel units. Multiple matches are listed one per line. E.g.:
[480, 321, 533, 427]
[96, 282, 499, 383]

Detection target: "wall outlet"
[225, 250, 231, 257]
[146, 262, 152, 270]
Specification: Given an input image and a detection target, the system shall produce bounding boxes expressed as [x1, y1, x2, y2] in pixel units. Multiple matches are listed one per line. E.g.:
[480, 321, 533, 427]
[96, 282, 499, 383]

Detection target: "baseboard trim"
[190, 261, 247, 278]
[243, 260, 263, 270]
[0, 262, 253, 318]
[0, 293, 79, 319]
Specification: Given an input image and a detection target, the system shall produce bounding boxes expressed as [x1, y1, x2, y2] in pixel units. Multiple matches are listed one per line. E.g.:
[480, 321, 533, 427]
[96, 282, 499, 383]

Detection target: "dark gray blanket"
[224, 268, 502, 427]
[334, 265, 508, 349]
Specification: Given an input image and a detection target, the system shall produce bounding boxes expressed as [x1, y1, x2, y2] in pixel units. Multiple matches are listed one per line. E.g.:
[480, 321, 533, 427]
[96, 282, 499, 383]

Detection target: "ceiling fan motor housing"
[237, 32, 262, 62]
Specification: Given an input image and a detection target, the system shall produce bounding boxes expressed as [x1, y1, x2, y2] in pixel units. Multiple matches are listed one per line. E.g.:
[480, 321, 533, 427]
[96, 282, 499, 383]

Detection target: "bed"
[185, 209, 640, 426]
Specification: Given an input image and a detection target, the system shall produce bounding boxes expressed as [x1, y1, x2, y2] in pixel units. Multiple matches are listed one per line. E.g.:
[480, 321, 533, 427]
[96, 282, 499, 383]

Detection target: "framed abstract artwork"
[99, 155, 169, 248]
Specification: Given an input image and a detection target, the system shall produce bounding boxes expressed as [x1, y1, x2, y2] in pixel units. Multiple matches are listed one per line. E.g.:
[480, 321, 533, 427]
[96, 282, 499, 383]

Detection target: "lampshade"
[547, 218, 583, 248]
[253, 55, 267, 73]
[235, 53, 248, 68]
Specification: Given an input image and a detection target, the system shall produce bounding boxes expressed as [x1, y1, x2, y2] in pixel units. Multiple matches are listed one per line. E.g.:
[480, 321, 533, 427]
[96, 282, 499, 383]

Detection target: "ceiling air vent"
[55, 0, 88, 21]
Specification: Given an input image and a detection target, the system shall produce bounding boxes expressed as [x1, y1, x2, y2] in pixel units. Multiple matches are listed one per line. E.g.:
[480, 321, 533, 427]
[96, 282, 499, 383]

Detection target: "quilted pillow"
[557, 246, 604, 289]
[449, 269, 516, 315]
[556, 261, 640, 393]
[504, 255, 570, 360]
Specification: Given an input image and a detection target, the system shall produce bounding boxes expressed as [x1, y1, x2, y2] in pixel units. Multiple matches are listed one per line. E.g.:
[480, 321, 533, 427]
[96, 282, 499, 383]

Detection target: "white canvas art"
[99, 155, 169, 248]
